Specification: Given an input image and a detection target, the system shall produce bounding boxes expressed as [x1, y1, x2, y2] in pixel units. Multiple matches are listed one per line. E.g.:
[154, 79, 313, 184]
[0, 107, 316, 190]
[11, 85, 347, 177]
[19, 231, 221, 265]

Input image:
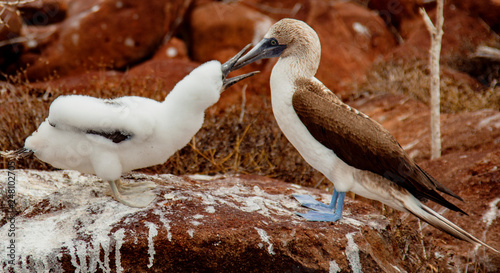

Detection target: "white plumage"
[28, 62, 222, 178]
[5, 46, 256, 207]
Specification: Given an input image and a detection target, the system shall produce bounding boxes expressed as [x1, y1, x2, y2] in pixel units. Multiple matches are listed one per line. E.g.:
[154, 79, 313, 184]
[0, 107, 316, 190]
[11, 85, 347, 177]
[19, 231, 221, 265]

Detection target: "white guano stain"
[145, 222, 158, 269]
[255, 228, 275, 255]
[187, 229, 195, 238]
[329, 260, 341, 273]
[205, 206, 216, 213]
[345, 233, 362, 273]
[114, 228, 126, 273]
[482, 197, 500, 234]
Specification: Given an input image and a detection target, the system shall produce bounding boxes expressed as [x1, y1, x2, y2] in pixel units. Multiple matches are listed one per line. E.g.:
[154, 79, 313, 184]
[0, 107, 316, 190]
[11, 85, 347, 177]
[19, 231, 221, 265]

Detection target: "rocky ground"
[1, 0, 499, 272]
[0, 170, 410, 272]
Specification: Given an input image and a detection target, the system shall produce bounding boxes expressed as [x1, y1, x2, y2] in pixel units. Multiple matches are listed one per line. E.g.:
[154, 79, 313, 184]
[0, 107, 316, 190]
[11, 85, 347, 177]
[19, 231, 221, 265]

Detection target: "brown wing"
[292, 79, 464, 213]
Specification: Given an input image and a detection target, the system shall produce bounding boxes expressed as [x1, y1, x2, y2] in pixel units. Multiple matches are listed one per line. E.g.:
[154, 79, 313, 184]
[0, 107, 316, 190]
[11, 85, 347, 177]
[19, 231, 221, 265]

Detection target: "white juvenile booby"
[233, 18, 498, 252]
[3, 45, 257, 208]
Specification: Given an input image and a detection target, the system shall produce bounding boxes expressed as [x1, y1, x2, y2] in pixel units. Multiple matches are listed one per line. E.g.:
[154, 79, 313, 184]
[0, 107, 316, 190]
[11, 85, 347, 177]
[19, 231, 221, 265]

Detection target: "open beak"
[221, 71, 259, 90]
[220, 43, 260, 91]
[232, 38, 287, 71]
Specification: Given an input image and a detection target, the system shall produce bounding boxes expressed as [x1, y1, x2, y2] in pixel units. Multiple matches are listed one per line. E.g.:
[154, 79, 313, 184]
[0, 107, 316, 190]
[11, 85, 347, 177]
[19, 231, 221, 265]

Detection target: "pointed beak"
[232, 38, 287, 70]
[220, 43, 259, 92]
[221, 43, 252, 79]
[222, 71, 259, 90]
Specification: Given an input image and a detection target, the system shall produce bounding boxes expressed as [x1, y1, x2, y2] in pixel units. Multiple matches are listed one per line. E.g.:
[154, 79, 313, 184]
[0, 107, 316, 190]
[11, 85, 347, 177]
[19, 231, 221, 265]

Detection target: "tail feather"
[1, 148, 34, 160]
[406, 200, 499, 253]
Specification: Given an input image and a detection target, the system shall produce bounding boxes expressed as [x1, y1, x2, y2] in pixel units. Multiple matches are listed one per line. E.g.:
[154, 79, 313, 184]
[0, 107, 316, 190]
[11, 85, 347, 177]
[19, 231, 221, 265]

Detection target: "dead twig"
[419, 1, 444, 159]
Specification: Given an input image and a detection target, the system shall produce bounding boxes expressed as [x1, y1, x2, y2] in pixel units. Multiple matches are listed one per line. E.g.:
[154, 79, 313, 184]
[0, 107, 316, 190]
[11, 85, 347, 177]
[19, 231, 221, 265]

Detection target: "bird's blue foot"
[292, 194, 331, 212]
[293, 190, 346, 222]
[295, 210, 342, 222]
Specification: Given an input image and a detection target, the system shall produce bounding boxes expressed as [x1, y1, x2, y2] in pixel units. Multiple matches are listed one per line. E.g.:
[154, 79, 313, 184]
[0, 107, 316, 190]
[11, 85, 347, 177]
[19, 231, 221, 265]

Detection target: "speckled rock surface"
[1, 170, 409, 273]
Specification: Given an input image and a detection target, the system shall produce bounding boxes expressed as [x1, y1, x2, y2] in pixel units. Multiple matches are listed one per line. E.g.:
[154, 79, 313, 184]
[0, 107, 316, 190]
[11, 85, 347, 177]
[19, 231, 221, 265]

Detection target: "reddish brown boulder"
[190, 1, 274, 63]
[17, 0, 67, 25]
[126, 58, 200, 97]
[25, 57, 201, 103]
[449, 0, 500, 32]
[1, 168, 498, 272]
[0, 6, 23, 68]
[15, 0, 171, 80]
[418, 150, 500, 270]
[386, 3, 498, 62]
[0, 170, 408, 272]
[310, 1, 397, 97]
[151, 37, 189, 61]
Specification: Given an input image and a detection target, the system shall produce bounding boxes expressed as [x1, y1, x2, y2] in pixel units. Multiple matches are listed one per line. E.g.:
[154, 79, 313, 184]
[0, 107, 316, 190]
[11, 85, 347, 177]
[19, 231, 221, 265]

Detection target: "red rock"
[26, 57, 201, 102]
[368, 0, 423, 28]
[1, 169, 498, 272]
[0, 7, 22, 39]
[151, 37, 189, 61]
[418, 150, 500, 270]
[449, 0, 500, 32]
[0, 6, 23, 68]
[16, 0, 171, 80]
[17, 0, 67, 25]
[388, 4, 498, 62]
[0, 171, 423, 272]
[190, 1, 274, 63]
[241, 0, 317, 20]
[307, 1, 397, 97]
[126, 58, 200, 97]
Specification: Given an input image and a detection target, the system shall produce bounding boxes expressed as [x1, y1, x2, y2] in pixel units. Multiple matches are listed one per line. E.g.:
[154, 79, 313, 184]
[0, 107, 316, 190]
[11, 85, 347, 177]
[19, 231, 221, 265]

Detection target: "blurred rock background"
[0, 0, 499, 272]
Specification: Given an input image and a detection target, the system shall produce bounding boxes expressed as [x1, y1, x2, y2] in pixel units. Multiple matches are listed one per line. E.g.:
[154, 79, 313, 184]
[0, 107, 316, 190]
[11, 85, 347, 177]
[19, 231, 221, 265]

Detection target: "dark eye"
[270, 39, 277, 46]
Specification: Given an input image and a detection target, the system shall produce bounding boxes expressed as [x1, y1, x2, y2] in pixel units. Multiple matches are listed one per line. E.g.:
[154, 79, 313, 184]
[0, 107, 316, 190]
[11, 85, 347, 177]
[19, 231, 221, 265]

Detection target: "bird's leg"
[293, 189, 347, 222]
[115, 179, 156, 194]
[108, 179, 156, 208]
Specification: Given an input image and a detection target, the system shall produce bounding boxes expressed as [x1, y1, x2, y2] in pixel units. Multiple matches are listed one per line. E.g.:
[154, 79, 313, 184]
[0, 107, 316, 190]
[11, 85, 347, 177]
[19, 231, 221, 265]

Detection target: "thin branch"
[420, 8, 436, 36]
[0, 0, 37, 6]
[473, 45, 500, 61]
[0, 0, 37, 26]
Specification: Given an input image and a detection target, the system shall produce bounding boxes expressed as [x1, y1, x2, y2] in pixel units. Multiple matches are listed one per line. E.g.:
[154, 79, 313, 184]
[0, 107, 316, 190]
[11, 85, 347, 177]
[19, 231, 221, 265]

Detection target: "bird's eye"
[270, 39, 277, 46]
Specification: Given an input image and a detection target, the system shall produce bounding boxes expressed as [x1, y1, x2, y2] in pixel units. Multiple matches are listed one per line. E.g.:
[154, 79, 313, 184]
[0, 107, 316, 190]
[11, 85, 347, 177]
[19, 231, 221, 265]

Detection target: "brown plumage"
[292, 79, 465, 213]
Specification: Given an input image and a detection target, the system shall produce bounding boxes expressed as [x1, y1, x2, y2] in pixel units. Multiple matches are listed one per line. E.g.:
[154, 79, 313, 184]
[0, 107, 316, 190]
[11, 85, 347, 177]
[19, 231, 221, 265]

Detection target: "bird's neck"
[270, 57, 317, 101]
[273, 54, 318, 79]
[162, 88, 219, 120]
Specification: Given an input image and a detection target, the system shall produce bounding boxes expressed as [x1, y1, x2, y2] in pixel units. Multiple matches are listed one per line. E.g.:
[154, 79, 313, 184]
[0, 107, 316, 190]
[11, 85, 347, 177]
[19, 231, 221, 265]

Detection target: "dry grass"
[357, 59, 500, 113]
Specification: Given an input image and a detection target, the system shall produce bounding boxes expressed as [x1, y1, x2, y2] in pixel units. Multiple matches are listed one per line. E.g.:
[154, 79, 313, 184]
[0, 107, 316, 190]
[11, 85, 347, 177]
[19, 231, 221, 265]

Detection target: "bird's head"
[233, 18, 321, 77]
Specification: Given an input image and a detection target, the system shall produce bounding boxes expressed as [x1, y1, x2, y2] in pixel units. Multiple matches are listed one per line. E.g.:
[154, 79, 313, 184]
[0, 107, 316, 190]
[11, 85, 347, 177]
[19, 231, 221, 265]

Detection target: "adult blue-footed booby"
[234, 18, 498, 252]
[3, 45, 257, 208]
